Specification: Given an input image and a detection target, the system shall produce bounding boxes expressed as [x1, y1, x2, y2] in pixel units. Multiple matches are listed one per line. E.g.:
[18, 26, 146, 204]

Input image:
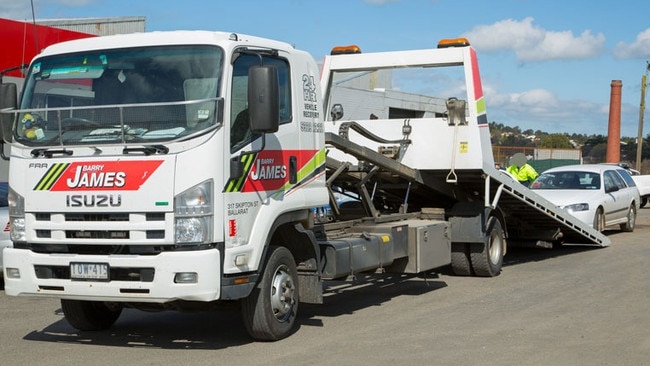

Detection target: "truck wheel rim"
[270, 264, 295, 322]
[489, 231, 503, 264]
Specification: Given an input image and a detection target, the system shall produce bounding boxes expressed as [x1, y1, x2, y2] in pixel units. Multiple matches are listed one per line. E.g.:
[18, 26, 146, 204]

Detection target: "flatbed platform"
[325, 132, 610, 248]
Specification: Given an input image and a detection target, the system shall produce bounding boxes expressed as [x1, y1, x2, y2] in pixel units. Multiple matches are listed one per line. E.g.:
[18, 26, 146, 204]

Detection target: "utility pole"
[636, 61, 649, 172]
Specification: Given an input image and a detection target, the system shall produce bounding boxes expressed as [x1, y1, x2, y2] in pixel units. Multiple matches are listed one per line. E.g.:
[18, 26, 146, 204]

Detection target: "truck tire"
[242, 246, 299, 341]
[60, 299, 122, 331]
[641, 197, 647, 208]
[451, 243, 472, 276]
[620, 204, 636, 232]
[470, 217, 504, 277]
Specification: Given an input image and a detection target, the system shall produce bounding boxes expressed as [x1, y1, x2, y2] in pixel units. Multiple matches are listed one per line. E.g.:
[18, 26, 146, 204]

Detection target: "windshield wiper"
[31, 148, 74, 158]
[122, 145, 169, 155]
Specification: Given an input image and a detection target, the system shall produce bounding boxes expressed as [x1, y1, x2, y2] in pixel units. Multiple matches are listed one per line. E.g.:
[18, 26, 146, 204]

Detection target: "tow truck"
[0, 31, 608, 340]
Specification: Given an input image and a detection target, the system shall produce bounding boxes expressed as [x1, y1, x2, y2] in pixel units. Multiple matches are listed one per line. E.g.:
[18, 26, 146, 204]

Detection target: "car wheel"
[593, 208, 605, 232]
[620, 204, 636, 232]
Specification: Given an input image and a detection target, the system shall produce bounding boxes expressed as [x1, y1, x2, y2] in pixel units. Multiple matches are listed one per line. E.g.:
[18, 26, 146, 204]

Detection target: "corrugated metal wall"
[36, 16, 145, 36]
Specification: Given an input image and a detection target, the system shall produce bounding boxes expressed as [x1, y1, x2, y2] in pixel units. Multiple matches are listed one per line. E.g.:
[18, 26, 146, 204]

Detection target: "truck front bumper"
[2, 248, 222, 303]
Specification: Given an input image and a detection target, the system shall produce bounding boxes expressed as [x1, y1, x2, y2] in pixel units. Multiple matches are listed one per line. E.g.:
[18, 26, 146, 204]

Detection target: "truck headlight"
[564, 203, 589, 213]
[175, 180, 213, 244]
[8, 187, 25, 242]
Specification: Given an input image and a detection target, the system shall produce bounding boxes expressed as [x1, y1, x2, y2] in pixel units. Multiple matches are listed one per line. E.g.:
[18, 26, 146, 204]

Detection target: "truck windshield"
[15, 45, 223, 146]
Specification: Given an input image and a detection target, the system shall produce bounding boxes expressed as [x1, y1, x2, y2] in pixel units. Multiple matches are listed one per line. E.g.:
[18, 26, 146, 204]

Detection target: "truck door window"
[230, 52, 291, 152]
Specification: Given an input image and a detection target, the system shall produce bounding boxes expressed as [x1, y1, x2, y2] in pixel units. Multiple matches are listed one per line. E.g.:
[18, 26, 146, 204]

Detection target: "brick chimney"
[606, 80, 622, 163]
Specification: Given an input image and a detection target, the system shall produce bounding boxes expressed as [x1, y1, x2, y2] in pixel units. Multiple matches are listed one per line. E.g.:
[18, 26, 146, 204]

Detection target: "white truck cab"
[1, 31, 327, 340]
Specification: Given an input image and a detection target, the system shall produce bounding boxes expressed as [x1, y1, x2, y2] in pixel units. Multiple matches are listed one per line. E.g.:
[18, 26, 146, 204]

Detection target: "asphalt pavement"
[2, 208, 650, 365]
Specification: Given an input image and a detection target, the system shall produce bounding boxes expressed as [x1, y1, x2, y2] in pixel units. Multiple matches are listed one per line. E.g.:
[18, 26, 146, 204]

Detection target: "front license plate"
[70, 262, 109, 281]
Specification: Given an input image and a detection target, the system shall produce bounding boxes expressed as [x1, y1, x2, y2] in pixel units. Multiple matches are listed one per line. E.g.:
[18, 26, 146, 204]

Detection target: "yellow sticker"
[459, 141, 468, 153]
[382, 235, 391, 242]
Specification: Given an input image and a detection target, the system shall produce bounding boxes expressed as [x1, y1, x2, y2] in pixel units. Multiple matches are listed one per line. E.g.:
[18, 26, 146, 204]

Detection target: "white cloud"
[489, 88, 561, 118]
[613, 28, 650, 59]
[0, 0, 96, 20]
[485, 84, 616, 134]
[463, 17, 605, 62]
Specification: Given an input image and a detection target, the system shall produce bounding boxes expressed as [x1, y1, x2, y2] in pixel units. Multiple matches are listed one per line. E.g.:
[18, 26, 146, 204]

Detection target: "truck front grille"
[28, 211, 170, 244]
[66, 213, 130, 221]
[65, 230, 130, 239]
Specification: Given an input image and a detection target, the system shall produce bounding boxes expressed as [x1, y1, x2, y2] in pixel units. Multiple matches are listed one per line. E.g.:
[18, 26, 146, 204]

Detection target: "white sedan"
[530, 164, 641, 232]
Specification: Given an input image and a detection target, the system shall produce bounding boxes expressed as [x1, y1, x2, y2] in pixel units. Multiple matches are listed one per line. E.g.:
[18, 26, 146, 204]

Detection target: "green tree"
[588, 143, 607, 163]
[620, 138, 637, 162]
[642, 134, 650, 160]
[539, 134, 573, 148]
[582, 135, 607, 158]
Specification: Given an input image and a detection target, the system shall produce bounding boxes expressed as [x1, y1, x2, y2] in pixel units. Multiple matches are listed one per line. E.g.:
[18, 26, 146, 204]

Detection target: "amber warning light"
[330, 45, 362, 55]
[437, 38, 471, 48]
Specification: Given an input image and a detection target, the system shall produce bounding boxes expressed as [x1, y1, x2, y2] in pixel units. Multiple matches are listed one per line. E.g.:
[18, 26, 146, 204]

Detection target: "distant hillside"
[489, 122, 650, 166]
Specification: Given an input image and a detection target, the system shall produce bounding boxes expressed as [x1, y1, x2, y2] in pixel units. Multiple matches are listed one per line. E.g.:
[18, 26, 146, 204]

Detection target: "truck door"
[223, 50, 295, 258]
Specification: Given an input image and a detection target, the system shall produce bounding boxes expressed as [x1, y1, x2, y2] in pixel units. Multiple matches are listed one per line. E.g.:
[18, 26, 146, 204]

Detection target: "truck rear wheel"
[242, 246, 299, 341]
[60, 299, 122, 331]
[470, 217, 504, 277]
[451, 243, 472, 276]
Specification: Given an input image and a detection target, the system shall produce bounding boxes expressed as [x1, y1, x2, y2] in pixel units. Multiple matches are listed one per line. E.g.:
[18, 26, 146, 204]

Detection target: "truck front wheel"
[60, 299, 122, 331]
[242, 246, 299, 341]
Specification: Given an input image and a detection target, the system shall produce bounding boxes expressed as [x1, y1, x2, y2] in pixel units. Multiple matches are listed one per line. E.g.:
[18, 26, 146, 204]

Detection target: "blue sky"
[2, 0, 650, 137]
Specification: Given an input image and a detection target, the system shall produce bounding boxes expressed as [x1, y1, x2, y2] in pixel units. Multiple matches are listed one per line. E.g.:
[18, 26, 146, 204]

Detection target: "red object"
[0, 18, 96, 77]
[228, 219, 237, 237]
[606, 80, 622, 163]
[41, 160, 165, 191]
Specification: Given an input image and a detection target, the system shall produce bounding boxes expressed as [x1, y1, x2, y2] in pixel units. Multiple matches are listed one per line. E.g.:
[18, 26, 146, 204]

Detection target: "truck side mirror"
[0, 83, 18, 143]
[248, 65, 279, 134]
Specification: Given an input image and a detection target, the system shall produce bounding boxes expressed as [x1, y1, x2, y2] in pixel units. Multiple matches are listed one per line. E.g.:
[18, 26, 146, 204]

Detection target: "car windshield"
[14, 45, 224, 146]
[531, 171, 601, 190]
